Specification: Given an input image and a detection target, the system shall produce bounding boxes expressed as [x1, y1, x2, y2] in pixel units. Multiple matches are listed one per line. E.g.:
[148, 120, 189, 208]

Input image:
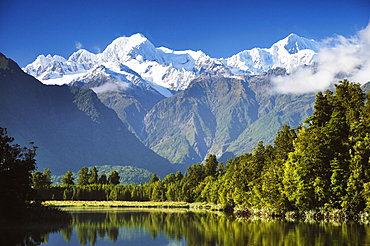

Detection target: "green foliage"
[89, 166, 98, 184]
[32, 80, 370, 216]
[149, 173, 160, 183]
[32, 168, 52, 189]
[0, 127, 37, 219]
[53, 165, 155, 185]
[204, 154, 218, 177]
[92, 165, 154, 185]
[32, 171, 45, 189]
[98, 173, 107, 185]
[62, 170, 74, 186]
[273, 124, 297, 161]
[108, 171, 120, 185]
[281, 80, 370, 213]
[77, 167, 89, 186]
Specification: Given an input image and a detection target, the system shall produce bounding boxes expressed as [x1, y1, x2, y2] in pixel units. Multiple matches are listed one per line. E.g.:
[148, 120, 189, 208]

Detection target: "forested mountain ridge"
[144, 67, 316, 165]
[0, 53, 173, 176]
[224, 70, 316, 158]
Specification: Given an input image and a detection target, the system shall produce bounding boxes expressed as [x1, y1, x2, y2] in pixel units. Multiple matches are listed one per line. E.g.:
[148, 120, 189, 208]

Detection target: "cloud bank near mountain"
[91, 81, 131, 94]
[272, 22, 370, 94]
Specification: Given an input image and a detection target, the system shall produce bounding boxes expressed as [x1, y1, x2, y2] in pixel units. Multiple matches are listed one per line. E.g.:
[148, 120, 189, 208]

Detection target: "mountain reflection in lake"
[4, 208, 370, 245]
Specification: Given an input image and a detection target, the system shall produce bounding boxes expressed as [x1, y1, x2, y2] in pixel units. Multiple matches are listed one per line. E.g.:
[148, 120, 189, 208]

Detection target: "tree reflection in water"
[3, 209, 370, 245]
[56, 210, 370, 246]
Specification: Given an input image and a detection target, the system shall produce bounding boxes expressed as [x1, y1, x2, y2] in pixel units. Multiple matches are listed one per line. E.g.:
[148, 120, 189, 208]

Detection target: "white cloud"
[74, 41, 83, 49]
[91, 81, 131, 94]
[272, 22, 370, 94]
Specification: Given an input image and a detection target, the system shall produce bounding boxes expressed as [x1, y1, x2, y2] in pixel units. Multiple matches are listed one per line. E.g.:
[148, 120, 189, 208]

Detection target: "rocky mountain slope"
[144, 67, 316, 166]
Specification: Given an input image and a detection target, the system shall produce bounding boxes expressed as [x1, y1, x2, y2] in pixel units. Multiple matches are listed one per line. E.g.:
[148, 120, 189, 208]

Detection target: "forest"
[20, 80, 370, 215]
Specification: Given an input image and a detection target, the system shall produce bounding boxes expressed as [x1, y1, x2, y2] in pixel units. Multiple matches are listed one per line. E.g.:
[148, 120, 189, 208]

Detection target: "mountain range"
[24, 33, 318, 94]
[1, 33, 332, 175]
[20, 33, 321, 169]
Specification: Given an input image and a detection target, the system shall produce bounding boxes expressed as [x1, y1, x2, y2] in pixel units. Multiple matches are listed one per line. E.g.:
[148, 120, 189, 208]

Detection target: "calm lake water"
[3, 208, 370, 245]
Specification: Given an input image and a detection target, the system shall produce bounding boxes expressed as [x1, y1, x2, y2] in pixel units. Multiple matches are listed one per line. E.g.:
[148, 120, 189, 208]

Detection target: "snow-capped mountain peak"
[221, 33, 318, 74]
[159, 47, 206, 61]
[24, 54, 81, 81]
[23, 33, 319, 95]
[24, 54, 67, 76]
[274, 33, 319, 54]
[68, 49, 96, 63]
[99, 33, 161, 64]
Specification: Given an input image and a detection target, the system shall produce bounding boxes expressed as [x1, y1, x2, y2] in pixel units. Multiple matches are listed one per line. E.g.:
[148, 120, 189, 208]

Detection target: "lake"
[2, 208, 370, 245]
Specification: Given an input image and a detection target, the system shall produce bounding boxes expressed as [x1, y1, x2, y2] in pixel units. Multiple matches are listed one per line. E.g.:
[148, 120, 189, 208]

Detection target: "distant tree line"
[30, 80, 370, 215]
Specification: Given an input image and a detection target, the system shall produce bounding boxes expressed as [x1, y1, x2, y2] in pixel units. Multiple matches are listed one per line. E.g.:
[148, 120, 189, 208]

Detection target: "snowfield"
[23, 33, 319, 97]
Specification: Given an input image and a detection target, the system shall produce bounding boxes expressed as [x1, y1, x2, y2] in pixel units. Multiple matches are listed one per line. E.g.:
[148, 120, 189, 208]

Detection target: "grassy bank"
[43, 201, 370, 223]
[43, 200, 224, 210]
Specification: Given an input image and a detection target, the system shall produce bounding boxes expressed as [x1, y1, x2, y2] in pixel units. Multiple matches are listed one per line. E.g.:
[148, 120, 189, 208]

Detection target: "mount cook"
[24, 33, 318, 95]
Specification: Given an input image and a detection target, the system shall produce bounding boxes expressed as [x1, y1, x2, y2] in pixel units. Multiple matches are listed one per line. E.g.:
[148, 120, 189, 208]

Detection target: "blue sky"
[1, 0, 369, 67]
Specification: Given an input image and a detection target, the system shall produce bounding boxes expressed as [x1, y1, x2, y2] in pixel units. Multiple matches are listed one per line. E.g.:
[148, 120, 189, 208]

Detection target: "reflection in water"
[3, 208, 370, 245]
[0, 219, 69, 246]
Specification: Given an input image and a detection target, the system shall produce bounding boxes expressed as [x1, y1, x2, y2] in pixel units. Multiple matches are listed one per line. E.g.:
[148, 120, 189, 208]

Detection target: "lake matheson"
[3, 208, 370, 245]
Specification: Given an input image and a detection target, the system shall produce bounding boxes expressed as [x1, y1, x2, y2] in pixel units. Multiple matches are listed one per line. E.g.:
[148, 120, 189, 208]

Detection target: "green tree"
[163, 173, 176, 184]
[182, 163, 205, 202]
[217, 166, 236, 209]
[98, 173, 107, 184]
[151, 181, 165, 201]
[333, 80, 365, 124]
[149, 173, 160, 183]
[204, 154, 218, 177]
[273, 124, 297, 161]
[108, 171, 120, 185]
[43, 168, 52, 187]
[78, 167, 89, 186]
[89, 166, 98, 184]
[306, 90, 333, 127]
[32, 168, 52, 189]
[249, 141, 267, 181]
[329, 158, 346, 208]
[200, 176, 221, 204]
[175, 171, 183, 181]
[229, 142, 269, 208]
[62, 170, 75, 186]
[63, 188, 73, 200]
[282, 80, 368, 212]
[0, 127, 37, 219]
[32, 171, 45, 189]
[282, 126, 331, 211]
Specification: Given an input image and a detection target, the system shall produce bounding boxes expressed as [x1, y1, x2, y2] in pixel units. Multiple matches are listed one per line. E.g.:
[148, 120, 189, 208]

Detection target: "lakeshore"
[42, 200, 224, 210]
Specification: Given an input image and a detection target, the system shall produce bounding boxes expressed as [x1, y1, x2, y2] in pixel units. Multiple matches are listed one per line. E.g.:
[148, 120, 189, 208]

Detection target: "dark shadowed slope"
[0, 53, 173, 176]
